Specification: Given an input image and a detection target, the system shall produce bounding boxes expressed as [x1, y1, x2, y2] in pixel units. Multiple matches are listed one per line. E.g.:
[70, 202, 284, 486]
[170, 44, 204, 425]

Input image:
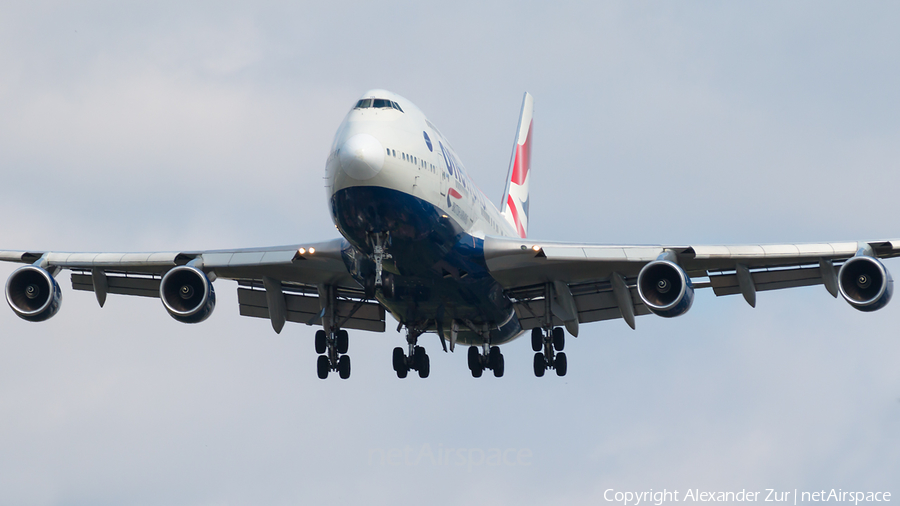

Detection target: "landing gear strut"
[467, 342, 505, 378]
[532, 326, 567, 377]
[371, 232, 392, 288]
[314, 284, 351, 379]
[392, 328, 430, 378]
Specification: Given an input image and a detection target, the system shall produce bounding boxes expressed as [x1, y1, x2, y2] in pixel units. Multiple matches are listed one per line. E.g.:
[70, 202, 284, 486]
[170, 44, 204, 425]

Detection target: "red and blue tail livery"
[501, 92, 534, 239]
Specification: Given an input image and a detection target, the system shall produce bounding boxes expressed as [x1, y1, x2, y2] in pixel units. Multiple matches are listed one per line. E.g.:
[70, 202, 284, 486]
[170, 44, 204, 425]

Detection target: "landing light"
[298, 248, 306, 255]
[441, 214, 448, 219]
[532, 245, 541, 252]
[308, 247, 315, 254]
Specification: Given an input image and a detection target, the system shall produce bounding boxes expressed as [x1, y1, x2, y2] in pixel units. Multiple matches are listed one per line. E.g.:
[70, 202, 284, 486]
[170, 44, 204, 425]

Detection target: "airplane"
[2, 89, 897, 380]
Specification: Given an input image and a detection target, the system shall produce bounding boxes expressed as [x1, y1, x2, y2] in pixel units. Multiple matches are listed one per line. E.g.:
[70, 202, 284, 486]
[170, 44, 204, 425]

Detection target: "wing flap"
[237, 287, 385, 333]
[510, 280, 651, 330]
[71, 272, 161, 298]
[708, 265, 827, 297]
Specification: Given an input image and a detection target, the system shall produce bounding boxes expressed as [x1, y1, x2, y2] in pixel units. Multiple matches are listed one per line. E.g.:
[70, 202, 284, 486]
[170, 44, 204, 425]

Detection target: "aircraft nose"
[339, 134, 385, 180]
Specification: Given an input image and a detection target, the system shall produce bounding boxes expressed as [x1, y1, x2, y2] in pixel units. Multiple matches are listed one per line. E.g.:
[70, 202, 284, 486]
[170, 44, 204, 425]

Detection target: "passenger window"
[386, 148, 390, 155]
[392, 149, 396, 157]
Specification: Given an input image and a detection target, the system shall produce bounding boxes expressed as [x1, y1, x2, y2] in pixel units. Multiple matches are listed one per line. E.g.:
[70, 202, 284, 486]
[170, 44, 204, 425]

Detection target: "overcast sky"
[1, 2, 899, 505]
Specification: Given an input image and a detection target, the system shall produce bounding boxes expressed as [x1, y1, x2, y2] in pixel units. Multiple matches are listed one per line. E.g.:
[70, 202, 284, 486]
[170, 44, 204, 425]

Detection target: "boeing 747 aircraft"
[2, 90, 897, 379]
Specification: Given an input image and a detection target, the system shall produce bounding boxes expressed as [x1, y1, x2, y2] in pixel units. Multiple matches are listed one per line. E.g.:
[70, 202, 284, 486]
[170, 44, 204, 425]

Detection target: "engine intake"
[838, 255, 893, 312]
[637, 260, 694, 318]
[160, 266, 216, 323]
[5, 266, 62, 322]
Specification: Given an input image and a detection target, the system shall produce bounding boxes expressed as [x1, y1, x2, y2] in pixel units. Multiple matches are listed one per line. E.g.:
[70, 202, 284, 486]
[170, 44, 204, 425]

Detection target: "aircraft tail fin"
[500, 92, 534, 239]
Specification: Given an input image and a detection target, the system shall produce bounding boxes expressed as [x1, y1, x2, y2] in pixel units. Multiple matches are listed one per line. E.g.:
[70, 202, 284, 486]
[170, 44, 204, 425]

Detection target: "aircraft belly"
[331, 186, 521, 343]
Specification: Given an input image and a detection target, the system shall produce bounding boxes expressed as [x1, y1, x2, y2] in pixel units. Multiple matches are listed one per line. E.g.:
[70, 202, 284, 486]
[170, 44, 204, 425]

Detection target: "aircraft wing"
[0, 239, 385, 333]
[483, 236, 900, 334]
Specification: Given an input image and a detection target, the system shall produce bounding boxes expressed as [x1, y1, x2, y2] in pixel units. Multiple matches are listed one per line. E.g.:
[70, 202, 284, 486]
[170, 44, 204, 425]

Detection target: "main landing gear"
[392, 328, 430, 378]
[316, 328, 351, 379]
[532, 327, 567, 377]
[467, 343, 505, 378]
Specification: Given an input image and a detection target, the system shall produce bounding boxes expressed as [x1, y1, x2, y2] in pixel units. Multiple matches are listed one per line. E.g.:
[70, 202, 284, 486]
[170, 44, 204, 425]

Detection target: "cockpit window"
[354, 98, 404, 113]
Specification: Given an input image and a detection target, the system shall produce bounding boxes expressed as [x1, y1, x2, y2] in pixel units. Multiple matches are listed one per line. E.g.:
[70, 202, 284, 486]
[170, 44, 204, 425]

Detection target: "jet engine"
[838, 255, 893, 312]
[159, 266, 216, 323]
[636, 260, 694, 318]
[5, 265, 63, 322]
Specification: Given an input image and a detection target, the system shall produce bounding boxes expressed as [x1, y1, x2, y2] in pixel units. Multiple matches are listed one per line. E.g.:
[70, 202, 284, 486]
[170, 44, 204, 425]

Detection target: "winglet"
[500, 92, 534, 239]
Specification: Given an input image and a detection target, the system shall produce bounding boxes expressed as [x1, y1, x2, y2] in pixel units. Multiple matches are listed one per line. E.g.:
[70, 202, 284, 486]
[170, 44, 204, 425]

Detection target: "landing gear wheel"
[338, 355, 351, 379]
[467, 346, 480, 370]
[471, 365, 483, 378]
[413, 346, 427, 369]
[315, 330, 327, 355]
[555, 352, 567, 377]
[383, 273, 395, 299]
[316, 355, 330, 379]
[552, 327, 565, 351]
[336, 330, 349, 354]
[531, 328, 542, 352]
[417, 354, 430, 378]
[392, 347, 405, 371]
[493, 353, 504, 378]
[397, 365, 408, 379]
[488, 346, 502, 370]
[533, 353, 546, 377]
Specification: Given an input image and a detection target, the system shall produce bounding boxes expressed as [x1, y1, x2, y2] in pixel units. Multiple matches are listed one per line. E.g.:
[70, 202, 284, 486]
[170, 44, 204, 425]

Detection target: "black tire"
[392, 347, 405, 371]
[471, 366, 483, 378]
[363, 276, 375, 300]
[338, 355, 351, 379]
[414, 346, 427, 370]
[531, 328, 542, 352]
[315, 330, 327, 355]
[555, 352, 567, 377]
[493, 354, 504, 378]
[488, 346, 502, 370]
[533, 353, 545, 377]
[383, 273, 395, 299]
[418, 354, 430, 378]
[397, 367, 408, 379]
[467, 346, 480, 370]
[336, 330, 349, 354]
[317, 355, 330, 379]
[552, 327, 565, 351]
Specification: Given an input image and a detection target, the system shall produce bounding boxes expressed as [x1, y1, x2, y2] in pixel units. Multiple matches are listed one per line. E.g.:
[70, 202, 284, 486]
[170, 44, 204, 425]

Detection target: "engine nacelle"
[159, 266, 216, 323]
[838, 255, 893, 312]
[636, 260, 694, 318]
[5, 265, 63, 322]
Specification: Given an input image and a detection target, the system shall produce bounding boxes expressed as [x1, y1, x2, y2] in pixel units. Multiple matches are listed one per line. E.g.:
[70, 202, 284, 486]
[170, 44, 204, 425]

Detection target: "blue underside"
[331, 186, 522, 345]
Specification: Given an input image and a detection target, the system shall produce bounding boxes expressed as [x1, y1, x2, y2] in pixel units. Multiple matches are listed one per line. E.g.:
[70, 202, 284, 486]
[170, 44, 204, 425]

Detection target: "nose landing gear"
[531, 327, 567, 377]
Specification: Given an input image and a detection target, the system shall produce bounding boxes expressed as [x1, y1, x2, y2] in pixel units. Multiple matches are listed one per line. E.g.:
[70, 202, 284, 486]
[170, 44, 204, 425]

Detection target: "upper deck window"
[354, 98, 404, 112]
